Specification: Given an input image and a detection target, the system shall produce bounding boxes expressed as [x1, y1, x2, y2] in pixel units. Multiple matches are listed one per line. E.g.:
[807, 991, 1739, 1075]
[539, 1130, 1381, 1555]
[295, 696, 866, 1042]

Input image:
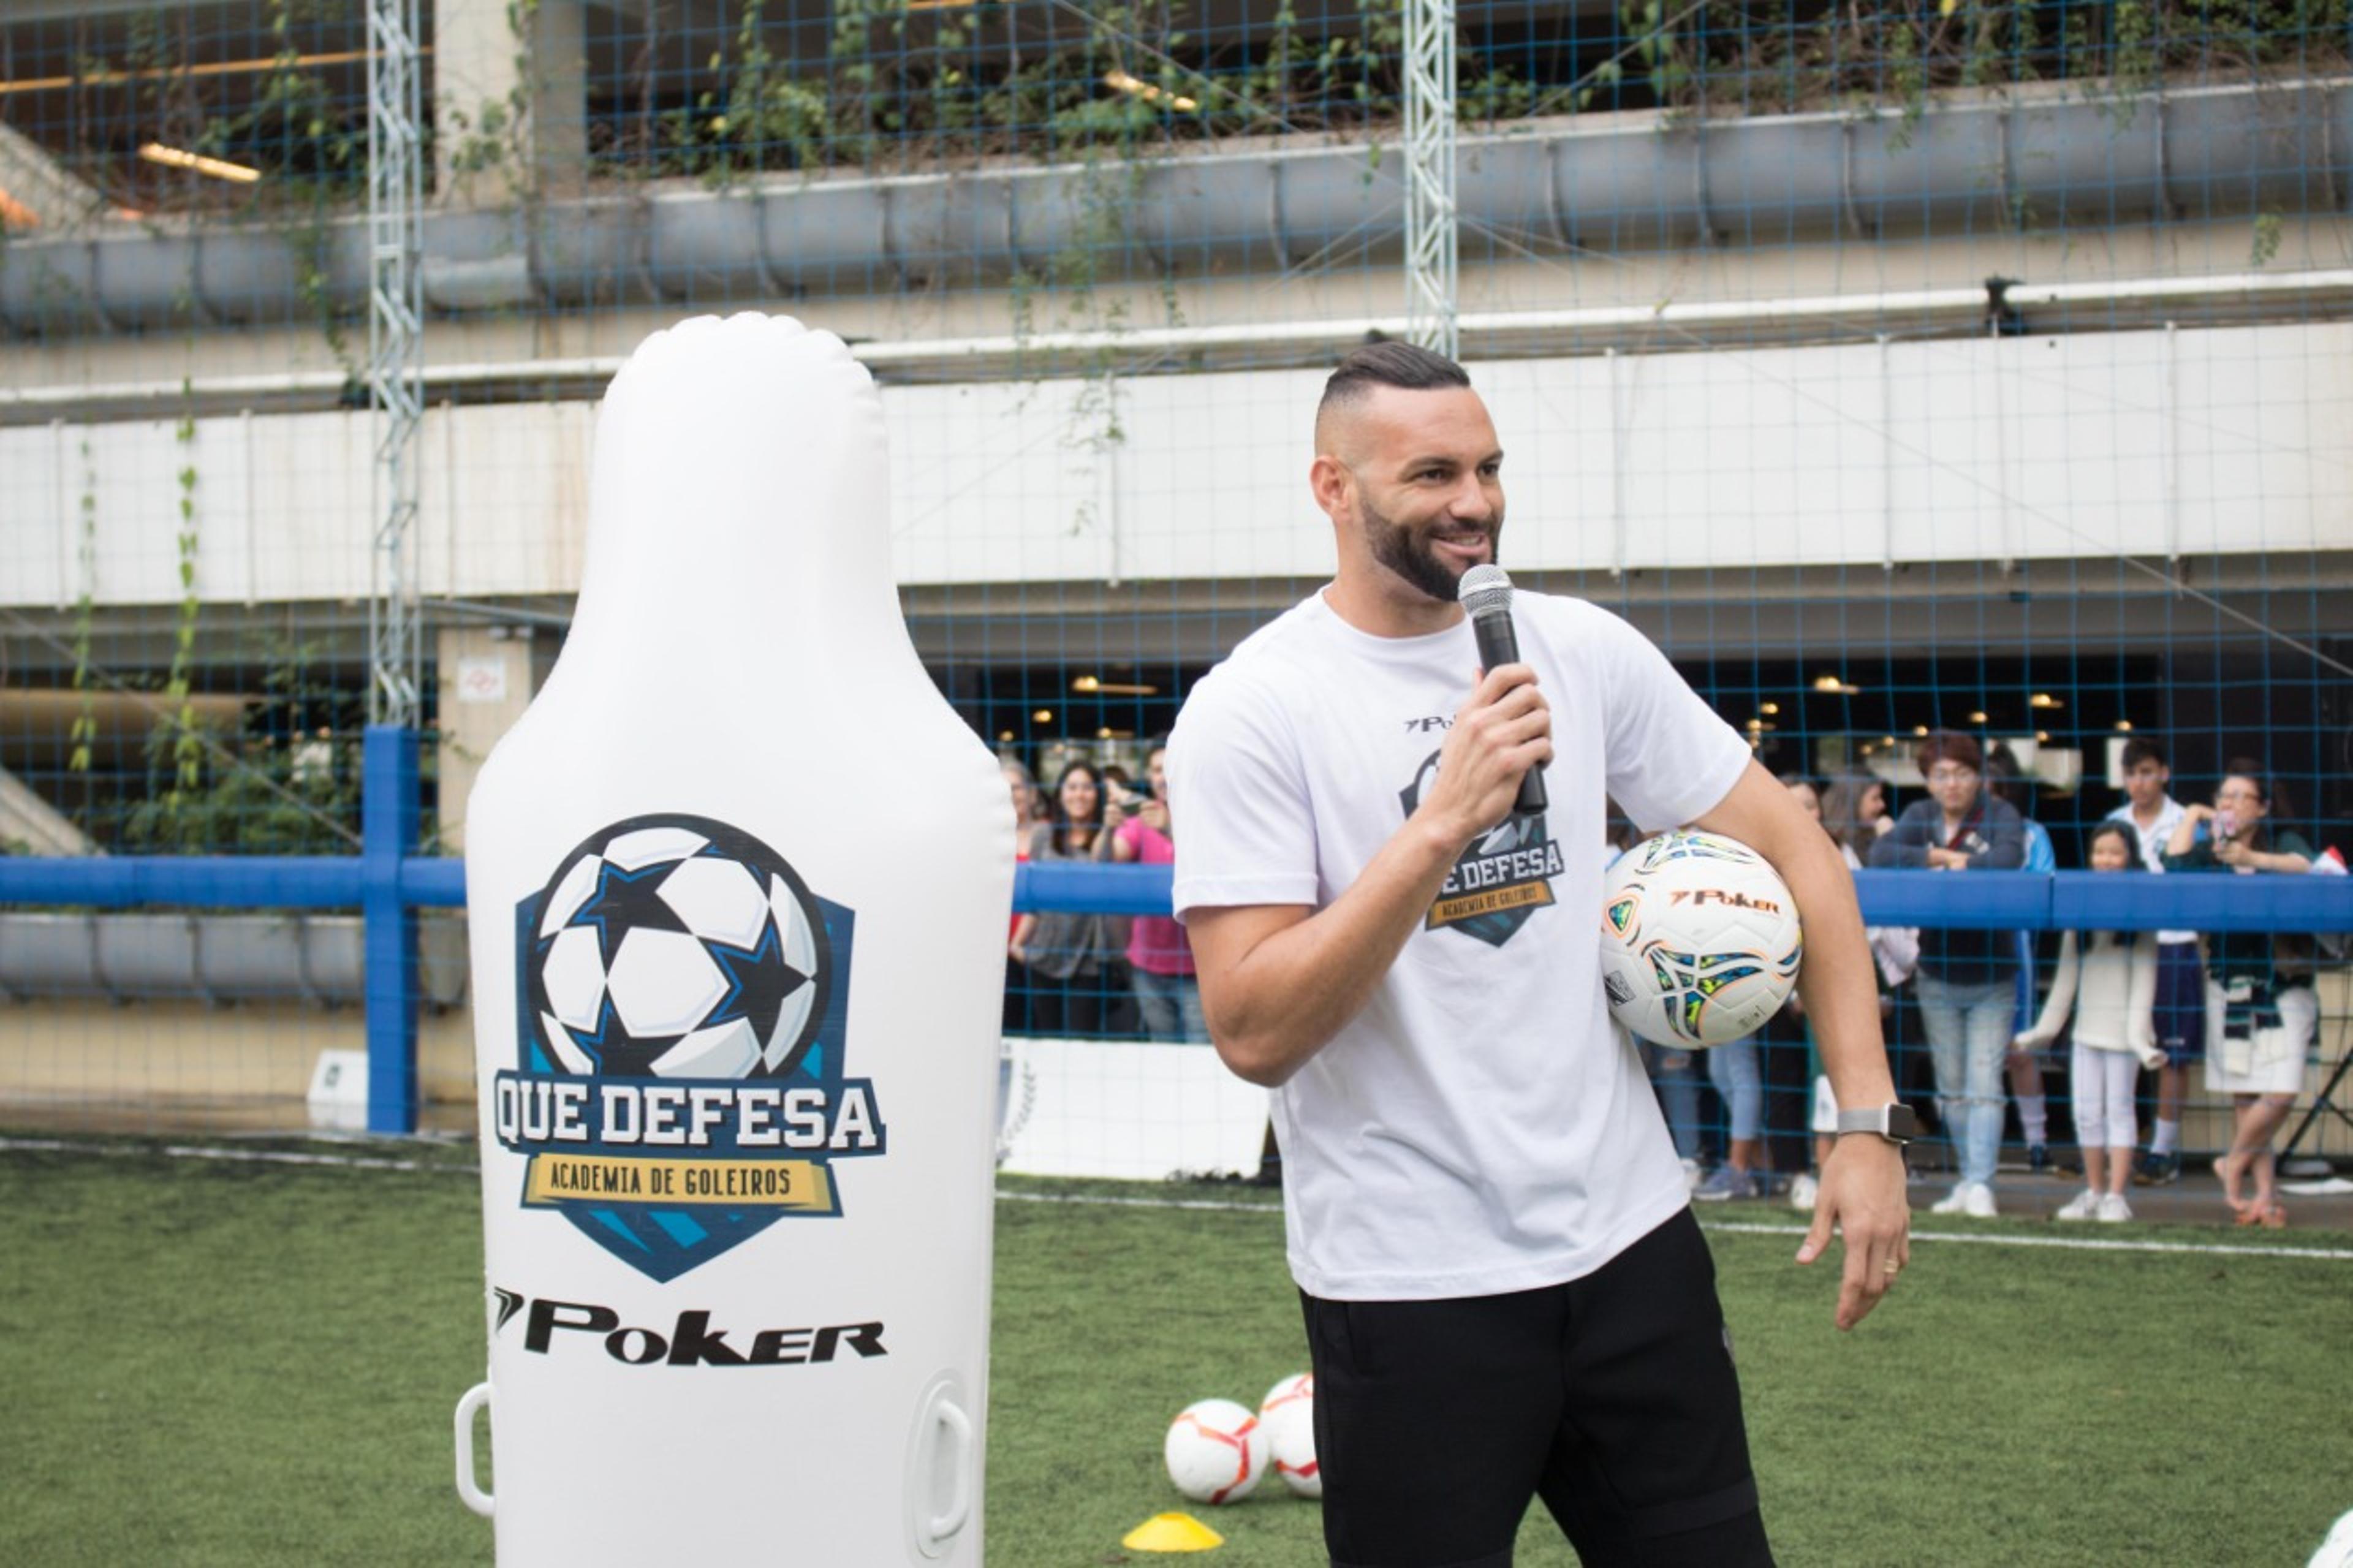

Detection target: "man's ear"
[1309, 452, 1350, 519]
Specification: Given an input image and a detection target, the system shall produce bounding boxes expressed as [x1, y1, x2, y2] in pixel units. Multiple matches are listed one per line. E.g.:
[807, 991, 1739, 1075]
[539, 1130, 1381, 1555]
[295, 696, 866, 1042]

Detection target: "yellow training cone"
[1122, 1512, 1226, 1551]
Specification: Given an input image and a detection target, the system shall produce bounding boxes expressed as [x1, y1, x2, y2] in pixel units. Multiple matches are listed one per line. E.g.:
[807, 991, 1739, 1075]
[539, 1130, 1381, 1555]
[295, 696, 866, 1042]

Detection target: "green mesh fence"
[0, 1, 2344, 1165]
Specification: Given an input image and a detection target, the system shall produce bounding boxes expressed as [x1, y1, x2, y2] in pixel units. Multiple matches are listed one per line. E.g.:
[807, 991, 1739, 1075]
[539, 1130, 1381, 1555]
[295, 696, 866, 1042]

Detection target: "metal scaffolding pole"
[1403, 0, 1459, 360]
[366, 0, 424, 728]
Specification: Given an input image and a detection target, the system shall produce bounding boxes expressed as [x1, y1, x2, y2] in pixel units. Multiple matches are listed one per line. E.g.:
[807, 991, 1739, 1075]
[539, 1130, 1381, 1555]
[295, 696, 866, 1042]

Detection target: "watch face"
[1885, 1104, 1922, 1140]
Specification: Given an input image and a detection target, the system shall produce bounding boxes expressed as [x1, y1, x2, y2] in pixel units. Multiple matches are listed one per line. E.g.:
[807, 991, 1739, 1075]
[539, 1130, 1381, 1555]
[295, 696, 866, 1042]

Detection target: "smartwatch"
[1834, 1103, 1920, 1146]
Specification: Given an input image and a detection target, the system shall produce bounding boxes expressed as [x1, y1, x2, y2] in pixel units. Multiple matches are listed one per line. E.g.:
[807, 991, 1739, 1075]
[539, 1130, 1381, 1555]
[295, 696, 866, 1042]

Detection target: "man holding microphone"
[1167, 341, 1910, 1567]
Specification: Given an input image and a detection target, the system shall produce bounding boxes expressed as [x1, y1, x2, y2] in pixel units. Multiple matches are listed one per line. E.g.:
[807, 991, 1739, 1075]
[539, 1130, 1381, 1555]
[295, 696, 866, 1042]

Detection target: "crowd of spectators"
[1672, 732, 2334, 1226]
[1002, 743, 1205, 1043]
[999, 729, 2336, 1221]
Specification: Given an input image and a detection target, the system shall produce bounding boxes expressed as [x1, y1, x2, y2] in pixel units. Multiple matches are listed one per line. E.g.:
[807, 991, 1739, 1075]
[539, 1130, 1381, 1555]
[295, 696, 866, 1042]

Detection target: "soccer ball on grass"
[1164, 1398, 1269, 1505]
[1259, 1373, 1320, 1499]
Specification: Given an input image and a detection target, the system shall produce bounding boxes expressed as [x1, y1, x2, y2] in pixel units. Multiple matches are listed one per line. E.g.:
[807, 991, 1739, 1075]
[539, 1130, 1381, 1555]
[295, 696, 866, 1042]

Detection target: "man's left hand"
[1796, 1135, 1911, 1330]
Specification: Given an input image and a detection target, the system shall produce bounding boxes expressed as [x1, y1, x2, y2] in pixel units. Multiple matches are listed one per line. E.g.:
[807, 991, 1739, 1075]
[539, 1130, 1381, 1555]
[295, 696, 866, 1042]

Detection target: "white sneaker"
[2054, 1188, 2100, 1222]
[1963, 1182, 1999, 1219]
[1788, 1173, 1819, 1212]
[1930, 1183, 1973, 1215]
[2096, 1192, 2133, 1223]
[1681, 1157, 1703, 1192]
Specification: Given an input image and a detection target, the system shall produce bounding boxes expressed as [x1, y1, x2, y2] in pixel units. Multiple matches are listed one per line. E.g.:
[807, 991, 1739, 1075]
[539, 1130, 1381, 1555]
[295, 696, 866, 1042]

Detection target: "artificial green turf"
[0, 1144, 490, 1567]
[1, 1144, 2348, 1566]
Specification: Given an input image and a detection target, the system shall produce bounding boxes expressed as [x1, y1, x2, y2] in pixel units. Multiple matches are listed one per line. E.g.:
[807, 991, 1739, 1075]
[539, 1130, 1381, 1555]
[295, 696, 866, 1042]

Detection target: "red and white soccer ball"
[1598, 830, 1802, 1049]
[1259, 1373, 1320, 1499]
[1164, 1398, 1269, 1505]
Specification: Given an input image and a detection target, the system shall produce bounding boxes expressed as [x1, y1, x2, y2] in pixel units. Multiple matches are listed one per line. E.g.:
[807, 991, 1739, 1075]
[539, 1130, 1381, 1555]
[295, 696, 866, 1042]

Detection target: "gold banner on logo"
[523, 1154, 834, 1209]
[1427, 881, 1556, 929]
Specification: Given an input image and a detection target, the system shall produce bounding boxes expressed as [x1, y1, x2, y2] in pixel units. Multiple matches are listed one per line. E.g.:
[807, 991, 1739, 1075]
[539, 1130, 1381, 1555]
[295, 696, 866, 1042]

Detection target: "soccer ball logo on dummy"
[529, 818, 828, 1080]
[1598, 830, 1801, 1048]
[494, 814, 882, 1282]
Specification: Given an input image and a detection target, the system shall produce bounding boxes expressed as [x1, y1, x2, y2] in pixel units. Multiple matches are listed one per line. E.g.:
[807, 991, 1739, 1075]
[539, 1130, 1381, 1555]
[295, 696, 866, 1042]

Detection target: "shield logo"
[498, 813, 879, 1282]
[1400, 752, 1562, 949]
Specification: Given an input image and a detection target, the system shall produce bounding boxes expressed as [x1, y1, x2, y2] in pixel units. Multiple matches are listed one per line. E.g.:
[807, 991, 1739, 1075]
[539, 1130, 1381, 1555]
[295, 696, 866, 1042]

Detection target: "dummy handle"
[453, 1382, 494, 1518]
[909, 1377, 977, 1555]
[928, 1397, 974, 1539]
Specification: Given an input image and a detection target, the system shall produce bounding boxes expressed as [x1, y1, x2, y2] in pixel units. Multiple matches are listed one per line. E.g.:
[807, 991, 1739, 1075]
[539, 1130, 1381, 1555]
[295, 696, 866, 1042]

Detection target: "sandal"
[2259, 1203, 2288, 1229]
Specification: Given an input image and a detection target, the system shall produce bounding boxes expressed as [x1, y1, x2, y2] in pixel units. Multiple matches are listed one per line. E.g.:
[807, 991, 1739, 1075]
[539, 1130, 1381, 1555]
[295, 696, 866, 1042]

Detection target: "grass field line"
[0, 1135, 458, 1173]
[1002, 1187, 2353, 1260]
[8, 1137, 2350, 1262]
[1705, 1218, 2353, 1261]
[996, 1186, 1286, 1216]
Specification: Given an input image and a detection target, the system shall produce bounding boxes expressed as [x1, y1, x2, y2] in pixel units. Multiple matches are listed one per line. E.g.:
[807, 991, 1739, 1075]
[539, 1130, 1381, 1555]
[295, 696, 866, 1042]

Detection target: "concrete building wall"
[4, 319, 2344, 612]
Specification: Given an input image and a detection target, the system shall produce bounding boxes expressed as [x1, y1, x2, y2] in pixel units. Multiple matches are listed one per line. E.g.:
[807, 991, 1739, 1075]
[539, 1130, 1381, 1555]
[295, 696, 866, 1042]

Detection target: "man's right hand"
[1417, 662, 1552, 847]
[1192, 671, 1547, 1088]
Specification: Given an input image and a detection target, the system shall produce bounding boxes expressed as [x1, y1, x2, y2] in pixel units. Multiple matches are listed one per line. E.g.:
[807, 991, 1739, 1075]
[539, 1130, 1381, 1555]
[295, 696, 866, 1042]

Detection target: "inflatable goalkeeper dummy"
[455, 314, 1014, 1562]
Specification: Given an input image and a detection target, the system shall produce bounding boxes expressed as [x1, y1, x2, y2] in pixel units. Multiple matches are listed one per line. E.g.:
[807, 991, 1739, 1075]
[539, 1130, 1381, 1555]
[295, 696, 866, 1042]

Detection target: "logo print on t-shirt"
[1400, 751, 1566, 948]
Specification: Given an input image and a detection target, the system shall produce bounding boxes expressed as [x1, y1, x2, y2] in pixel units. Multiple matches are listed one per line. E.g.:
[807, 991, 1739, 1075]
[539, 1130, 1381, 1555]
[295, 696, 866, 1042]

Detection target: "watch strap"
[1835, 1103, 1918, 1144]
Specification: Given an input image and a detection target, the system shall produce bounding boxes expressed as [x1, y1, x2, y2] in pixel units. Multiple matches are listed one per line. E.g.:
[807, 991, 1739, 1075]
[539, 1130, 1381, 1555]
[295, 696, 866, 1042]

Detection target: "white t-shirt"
[1168, 588, 1752, 1300]
[2104, 797, 2192, 945]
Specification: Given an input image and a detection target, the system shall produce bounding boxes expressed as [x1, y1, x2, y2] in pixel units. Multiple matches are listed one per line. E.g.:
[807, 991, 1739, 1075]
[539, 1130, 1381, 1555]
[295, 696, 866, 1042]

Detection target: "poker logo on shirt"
[1400, 751, 1565, 947]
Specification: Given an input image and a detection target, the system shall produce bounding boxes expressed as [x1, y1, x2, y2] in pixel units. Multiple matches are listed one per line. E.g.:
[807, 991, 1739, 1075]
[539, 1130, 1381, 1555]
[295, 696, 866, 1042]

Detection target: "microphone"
[1456, 564, 1548, 818]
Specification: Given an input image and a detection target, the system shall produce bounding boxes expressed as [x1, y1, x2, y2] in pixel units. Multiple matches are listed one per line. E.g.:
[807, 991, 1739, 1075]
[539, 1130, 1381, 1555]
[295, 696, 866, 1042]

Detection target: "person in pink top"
[1112, 743, 1206, 1041]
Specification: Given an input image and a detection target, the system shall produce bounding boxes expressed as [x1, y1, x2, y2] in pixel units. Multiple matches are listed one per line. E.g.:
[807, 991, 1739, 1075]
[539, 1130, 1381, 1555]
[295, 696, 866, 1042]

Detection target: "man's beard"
[1363, 494, 1501, 604]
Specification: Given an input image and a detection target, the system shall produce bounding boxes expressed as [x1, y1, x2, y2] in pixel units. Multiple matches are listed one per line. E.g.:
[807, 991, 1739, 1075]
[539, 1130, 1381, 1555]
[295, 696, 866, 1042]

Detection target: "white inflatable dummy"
[2313, 1508, 2353, 1568]
[454, 314, 1014, 1563]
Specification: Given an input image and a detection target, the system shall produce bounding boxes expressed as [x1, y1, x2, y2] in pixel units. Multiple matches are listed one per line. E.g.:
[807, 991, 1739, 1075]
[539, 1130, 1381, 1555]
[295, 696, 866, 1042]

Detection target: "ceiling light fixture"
[1, 46, 425, 97]
[138, 142, 260, 183]
[1071, 675, 1160, 697]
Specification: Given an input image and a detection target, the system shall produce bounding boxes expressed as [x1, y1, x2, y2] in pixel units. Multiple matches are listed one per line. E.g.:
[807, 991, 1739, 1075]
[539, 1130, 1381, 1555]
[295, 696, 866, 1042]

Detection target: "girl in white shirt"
[2012, 823, 2163, 1222]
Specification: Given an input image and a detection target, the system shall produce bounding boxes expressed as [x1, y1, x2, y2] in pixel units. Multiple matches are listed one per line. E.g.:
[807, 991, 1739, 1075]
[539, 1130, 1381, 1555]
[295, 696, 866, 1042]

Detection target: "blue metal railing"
[3, 742, 2347, 1134]
[7, 858, 2346, 931]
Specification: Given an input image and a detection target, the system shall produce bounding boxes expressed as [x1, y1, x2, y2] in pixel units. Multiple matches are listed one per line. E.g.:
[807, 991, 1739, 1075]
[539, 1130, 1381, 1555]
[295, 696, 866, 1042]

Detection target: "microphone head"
[1457, 562, 1514, 618]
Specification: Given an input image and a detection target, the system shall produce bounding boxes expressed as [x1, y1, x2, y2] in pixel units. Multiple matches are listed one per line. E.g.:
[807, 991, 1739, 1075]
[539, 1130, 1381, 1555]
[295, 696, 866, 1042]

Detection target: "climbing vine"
[159, 399, 203, 795]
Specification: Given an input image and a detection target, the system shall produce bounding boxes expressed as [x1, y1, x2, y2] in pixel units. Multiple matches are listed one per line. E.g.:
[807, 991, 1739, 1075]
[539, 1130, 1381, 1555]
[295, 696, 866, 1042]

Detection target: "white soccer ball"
[1259, 1374, 1320, 1499]
[529, 819, 828, 1080]
[1259, 1373, 1313, 1422]
[1598, 830, 1802, 1048]
[1164, 1398, 1268, 1505]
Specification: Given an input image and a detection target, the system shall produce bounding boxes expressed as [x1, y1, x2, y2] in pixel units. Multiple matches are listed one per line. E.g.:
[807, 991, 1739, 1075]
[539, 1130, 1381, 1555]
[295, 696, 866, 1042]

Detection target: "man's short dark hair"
[1915, 729, 1982, 776]
[1319, 340, 1471, 422]
[2120, 737, 2168, 771]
